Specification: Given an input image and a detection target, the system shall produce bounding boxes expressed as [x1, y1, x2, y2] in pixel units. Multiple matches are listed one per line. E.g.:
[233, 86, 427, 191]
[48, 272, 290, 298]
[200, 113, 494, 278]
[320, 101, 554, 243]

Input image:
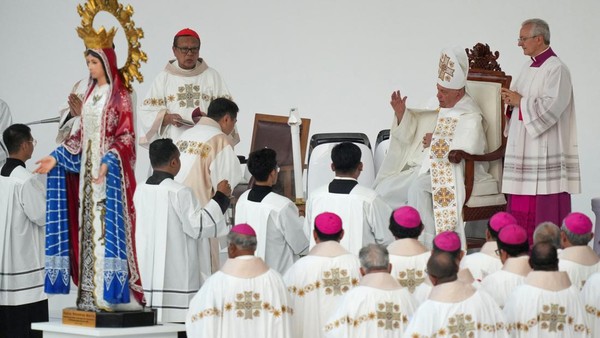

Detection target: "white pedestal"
[32, 320, 184, 338]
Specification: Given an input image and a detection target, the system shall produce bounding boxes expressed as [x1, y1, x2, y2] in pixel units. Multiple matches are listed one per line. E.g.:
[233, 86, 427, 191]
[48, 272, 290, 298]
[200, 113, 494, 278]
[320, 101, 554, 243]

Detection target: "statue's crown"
[77, 25, 116, 49]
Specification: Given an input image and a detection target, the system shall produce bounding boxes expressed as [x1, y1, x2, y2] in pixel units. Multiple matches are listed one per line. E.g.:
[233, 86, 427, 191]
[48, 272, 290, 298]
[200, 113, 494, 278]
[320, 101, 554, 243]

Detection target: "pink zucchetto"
[489, 212, 518, 232]
[315, 212, 343, 235]
[498, 224, 528, 245]
[230, 223, 256, 237]
[433, 231, 461, 252]
[564, 212, 593, 235]
[175, 28, 200, 40]
[392, 206, 421, 229]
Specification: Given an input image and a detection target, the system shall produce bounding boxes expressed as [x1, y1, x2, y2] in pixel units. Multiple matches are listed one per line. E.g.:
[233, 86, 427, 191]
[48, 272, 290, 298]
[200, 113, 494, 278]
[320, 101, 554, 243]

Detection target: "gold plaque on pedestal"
[62, 308, 97, 327]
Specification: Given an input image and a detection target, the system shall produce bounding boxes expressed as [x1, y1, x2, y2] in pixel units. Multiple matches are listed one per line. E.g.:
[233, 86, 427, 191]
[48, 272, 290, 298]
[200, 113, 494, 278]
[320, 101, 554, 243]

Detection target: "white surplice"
[324, 272, 417, 338]
[0, 166, 46, 306]
[283, 241, 361, 338]
[503, 271, 590, 337]
[0, 99, 13, 167]
[460, 241, 502, 281]
[134, 178, 228, 323]
[387, 239, 431, 296]
[480, 256, 531, 309]
[305, 180, 394, 255]
[235, 190, 309, 274]
[139, 59, 235, 146]
[581, 272, 600, 336]
[403, 280, 509, 338]
[558, 246, 600, 290]
[502, 50, 580, 195]
[185, 255, 292, 338]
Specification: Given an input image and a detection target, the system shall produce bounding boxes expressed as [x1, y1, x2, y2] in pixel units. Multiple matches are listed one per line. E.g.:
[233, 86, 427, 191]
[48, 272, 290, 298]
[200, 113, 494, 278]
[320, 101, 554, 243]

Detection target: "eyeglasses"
[175, 46, 200, 54]
[517, 35, 538, 43]
[28, 139, 37, 147]
[495, 249, 501, 256]
[275, 165, 280, 173]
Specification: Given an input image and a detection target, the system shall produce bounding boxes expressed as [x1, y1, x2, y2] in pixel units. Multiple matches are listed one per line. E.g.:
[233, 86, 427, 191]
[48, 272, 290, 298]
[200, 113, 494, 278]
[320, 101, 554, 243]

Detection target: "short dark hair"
[432, 241, 461, 260]
[207, 98, 238, 122]
[149, 138, 179, 168]
[486, 223, 500, 240]
[331, 142, 361, 174]
[497, 239, 529, 258]
[247, 148, 277, 181]
[427, 251, 459, 280]
[2, 124, 31, 154]
[173, 35, 200, 48]
[529, 242, 559, 271]
[314, 226, 344, 242]
[389, 214, 423, 239]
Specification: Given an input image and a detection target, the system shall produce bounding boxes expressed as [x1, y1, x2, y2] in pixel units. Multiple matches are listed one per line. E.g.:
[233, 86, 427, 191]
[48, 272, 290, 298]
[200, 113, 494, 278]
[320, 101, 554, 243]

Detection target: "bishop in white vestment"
[403, 250, 508, 338]
[503, 242, 590, 337]
[305, 142, 394, 255]
[325, 244, 417, 338]
[0, 124, 47, 337]
[581, 272, 600, 336]
[558, 212, 600, 289]
[235, 148, 308, 274]
[284, 212, 361, 338]
[185, 224, 292, 338]
[135, 139, 231, 323]
[480, 224, 531, 308]
[139, 28, 237, 146]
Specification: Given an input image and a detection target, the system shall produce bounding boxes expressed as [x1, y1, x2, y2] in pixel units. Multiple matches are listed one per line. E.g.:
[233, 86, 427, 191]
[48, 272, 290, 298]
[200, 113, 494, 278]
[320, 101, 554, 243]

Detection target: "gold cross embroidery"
[397, 269, 426, 293]
[447, 314, 476, 338]
[433, 187, 455, 208]
[376, 302, 402, 330]
[177, 84, 201, 108]
[235, 291, 262, 319]
[438, 53, 455, 82]
[323, 268, 351, 296]
[540, 304, 567, 332]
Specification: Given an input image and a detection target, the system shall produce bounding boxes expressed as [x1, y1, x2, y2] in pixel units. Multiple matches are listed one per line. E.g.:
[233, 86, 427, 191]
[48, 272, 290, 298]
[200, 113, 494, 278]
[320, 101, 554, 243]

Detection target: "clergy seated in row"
[0, 124, 47, 338]
[404, 251, 509, 338]
[374, 47, 497, 248]
[134, 138, 231, 325]
[581, 272, 600, 336]
[558, 212, 600, 290]
[185, 224, 292, 338]
[503, 242, 591, 337]
[481, 224, 531, 309]
[460, 212, 518, 282]
[175, 97, 243, 277]
[235, 148, 309, 274]
[386, 206, 431, 302]
[283, 212, 361, 338]
[305, 142, 393, 256]
[324, 244, 417, 338]
[532, 221, 562, 251]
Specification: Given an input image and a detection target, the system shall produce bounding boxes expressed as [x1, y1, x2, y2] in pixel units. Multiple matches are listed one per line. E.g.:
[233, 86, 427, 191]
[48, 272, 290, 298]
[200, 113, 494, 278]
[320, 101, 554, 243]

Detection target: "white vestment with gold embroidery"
[139, 59, 234, 146]
[387, 239, 431, 300]
[283, 241, 361, 338]
[581, 272, 600, 336]
[325, 272, 417, 338]
[404, 280, 509, 338]
[460, 241, 503, 281]
[185, 256, 292, 338]
[503, 271, 591, 337]
[134, 179, 227, 323]
[558, 246, 600, 290]
[480, 256, 531, 309]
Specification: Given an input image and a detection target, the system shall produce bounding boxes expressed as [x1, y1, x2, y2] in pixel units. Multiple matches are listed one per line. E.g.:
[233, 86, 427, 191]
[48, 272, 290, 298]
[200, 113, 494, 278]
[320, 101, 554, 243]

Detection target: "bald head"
[529, 242, 558, 271]
[427, 251, 458, 285]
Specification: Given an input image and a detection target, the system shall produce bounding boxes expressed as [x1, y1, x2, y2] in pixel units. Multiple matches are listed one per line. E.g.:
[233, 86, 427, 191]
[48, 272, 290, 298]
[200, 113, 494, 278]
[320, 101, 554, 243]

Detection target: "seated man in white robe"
[461, 212, 517, 281]
[387, 206, 431, 302]
[533, 221, 562, 249]
[135, 138, 232, 326]
[305, 142, 394, 255]
[581, 272, 600, 336]
[404, 250, 508, 338]
[0, 124, 47, 338]
[185, 224, 292, 338]
[284, 212, 361, 338]
[558, 212, 600, 289]
[175, 97, 243, 275]
[481, 224, 531, 308]
[325, 244, 417, 338]
[503, 242, 590, 337]
[235, 148, 309, 274]
[377, 47, 495, 248]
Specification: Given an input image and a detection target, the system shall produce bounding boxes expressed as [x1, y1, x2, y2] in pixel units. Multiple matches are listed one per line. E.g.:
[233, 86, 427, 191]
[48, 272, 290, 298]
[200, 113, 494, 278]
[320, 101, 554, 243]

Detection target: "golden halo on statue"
[76, 0, 147, 92]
